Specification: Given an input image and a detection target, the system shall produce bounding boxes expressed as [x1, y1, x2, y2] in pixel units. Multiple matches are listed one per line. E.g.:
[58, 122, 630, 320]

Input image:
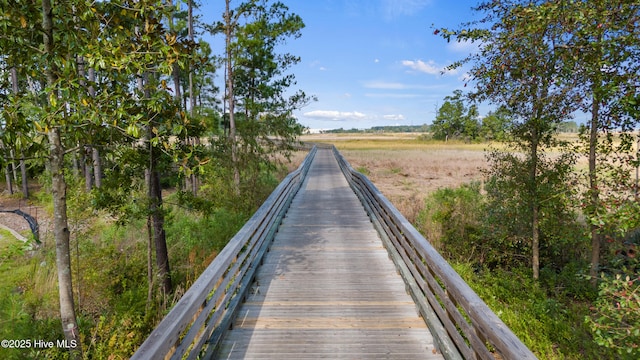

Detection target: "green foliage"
[578, 129, 640, 240]
[479, 106, 512, 142]
[417, 182, 485, 264]
[436, 2, 640, 352]
[0, 0, 310, 356]
[0, 187, 267, 359]
[431, 90, 480, 141]
[418, 178, 585, 272]
[88, 312, 154, 359]
[484, 147, 583, 265]
[212, 0, 313, 194]
[454, 262, 612, 359]
[587, 274, 640, 359]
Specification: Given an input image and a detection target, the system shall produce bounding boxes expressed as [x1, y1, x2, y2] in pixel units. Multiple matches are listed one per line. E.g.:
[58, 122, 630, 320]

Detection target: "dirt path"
[0, 194, 50, 241]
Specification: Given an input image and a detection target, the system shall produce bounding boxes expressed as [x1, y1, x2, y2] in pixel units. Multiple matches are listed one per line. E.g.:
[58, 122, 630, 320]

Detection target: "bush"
[587, 274, 640, 358]
[416, 182, 485, 264]
[454, 262, 614, 359]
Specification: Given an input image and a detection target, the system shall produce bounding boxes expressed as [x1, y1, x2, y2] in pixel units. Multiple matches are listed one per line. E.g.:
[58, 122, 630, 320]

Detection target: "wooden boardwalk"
[215, 149, 443, 359]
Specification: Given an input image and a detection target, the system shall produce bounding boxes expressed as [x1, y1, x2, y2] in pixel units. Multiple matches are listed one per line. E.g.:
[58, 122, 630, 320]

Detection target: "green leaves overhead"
[213, 0, 313, 196]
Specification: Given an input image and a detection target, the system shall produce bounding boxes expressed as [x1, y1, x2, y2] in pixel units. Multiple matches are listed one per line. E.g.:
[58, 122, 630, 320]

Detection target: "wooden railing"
[131, 146, 317, 360]
[334, 146, 537, 360]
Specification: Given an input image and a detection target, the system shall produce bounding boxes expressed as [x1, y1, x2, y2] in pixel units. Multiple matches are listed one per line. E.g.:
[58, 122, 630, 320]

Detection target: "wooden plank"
[214, 149, 443, 360]
[334, 148, 537, 360]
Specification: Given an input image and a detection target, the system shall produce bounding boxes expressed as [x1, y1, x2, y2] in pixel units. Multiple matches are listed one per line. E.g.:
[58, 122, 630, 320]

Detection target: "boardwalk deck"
[215, 149, 443, 359]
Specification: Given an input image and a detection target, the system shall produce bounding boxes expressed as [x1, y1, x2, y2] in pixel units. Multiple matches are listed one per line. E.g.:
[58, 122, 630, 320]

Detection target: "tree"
[0, 1, 40, 199]
[213, 0, 313, 198]
[86, 0, 201, 297]
[563, 0, 640, 283]
[1, 4, 203, 350]
[480, 106, 512, 141]
[439, 1, 578, 279]
[222, 0, 240, 193]
[39, 0, 88, 355]
[431, 89, 480, 141]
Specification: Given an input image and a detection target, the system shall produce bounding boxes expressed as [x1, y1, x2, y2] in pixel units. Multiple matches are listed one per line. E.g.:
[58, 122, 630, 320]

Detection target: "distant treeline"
[320, 125, 429, 133]
[320, 121, 579, 134]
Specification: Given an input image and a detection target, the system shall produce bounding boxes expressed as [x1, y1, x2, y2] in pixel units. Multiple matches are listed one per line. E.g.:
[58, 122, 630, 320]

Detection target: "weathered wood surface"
[334, 148, 537, 360]
[215, 148, 443, 360]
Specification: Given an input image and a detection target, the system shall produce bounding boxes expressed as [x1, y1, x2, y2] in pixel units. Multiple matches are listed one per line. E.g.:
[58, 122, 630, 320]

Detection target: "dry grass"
[342, 148, 488, 221]
[293, 132, 633, 222]
[301, 133, 490, 151]
[296, 133, 490, 222]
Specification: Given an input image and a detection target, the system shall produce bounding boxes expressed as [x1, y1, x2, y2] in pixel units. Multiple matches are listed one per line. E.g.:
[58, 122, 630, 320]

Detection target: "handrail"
[131, 146, 318, 360]
[333, 146, 537, 360]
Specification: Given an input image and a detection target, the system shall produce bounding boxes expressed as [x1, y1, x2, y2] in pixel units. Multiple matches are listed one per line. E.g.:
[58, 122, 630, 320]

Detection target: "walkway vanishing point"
[216, 148, 440, 359]
[132, 147, 537, 360]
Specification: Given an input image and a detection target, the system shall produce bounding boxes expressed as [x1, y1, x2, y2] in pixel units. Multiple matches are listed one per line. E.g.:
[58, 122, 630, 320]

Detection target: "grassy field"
[301, 133, 490, 222]
[301, 132, 490, 150]
[298, 132, 619, 359]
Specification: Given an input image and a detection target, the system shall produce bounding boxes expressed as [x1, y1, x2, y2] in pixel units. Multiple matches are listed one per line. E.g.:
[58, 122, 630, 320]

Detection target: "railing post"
[332, 146, 537, 360]
[131, 146, 317, 360]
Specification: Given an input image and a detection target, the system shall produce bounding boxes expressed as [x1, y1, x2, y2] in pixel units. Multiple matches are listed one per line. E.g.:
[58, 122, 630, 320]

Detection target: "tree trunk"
[167, 0, 182, 106]
[1, 69, 13, 195]
[589, 92, 601, 283]
[146, 201, 154, 307]
[10, 67, 28, 198]
[188, 0, 195, 115]
[49, 128, 81, 355]
[140, 72, 172, 296]
[225, 0, 240, 194]
[84, 146, 93, 192]
[587, 26, 604, 284]
[10, 149, 18, 184]
[188, 0, 198, 196]
[149, 166, 172, 295]
[87, 67, 102, 188]
[4, 164, 13, 195]
[92, 147, 102, 188]
[20, 152, 28, 198]
[42, 0, 82, 355]
[530, 138, 540, 280]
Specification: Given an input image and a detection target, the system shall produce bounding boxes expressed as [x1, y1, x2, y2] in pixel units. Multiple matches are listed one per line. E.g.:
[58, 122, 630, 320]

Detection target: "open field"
[300, 133, 490, 222]
[300, 132, 640, 222]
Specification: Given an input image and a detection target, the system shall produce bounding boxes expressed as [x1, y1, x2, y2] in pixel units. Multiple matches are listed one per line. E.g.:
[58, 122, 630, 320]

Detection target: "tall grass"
[454, 262, 608, 359]
[413, 182, 617, 359]
[0, 162, 283, 359]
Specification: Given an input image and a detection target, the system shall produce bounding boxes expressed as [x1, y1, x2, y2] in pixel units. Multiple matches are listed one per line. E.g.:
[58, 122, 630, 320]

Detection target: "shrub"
[586, 274, 640, 359]
[416, 182, 486, 264]
[454, 262, 614, 359]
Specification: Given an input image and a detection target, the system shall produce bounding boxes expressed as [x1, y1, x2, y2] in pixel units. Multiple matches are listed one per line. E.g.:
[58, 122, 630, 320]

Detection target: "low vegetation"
[332, 132, 639, 359]
[1, 0, 638, 359]
[0, 158, 293, 359]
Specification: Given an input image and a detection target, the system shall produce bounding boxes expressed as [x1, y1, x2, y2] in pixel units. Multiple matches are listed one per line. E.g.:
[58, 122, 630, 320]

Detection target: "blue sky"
[201, 0, 483, 131]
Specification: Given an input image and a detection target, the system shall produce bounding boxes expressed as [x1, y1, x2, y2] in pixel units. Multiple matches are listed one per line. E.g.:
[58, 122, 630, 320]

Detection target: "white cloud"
[303, 110, 367, 121]
[383, 114, 406, 121]
[458, 72, 472, 82]
[363, 81, 408, 90]
[401, 59, 458, 76]
[309, 60, 327, 71]
[374, 58, 380, 63]
[382, 0, 433, 19]
[364, 93, 422, 99]
[447, 39, 481, 54]
[363, 80, 446, 90]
